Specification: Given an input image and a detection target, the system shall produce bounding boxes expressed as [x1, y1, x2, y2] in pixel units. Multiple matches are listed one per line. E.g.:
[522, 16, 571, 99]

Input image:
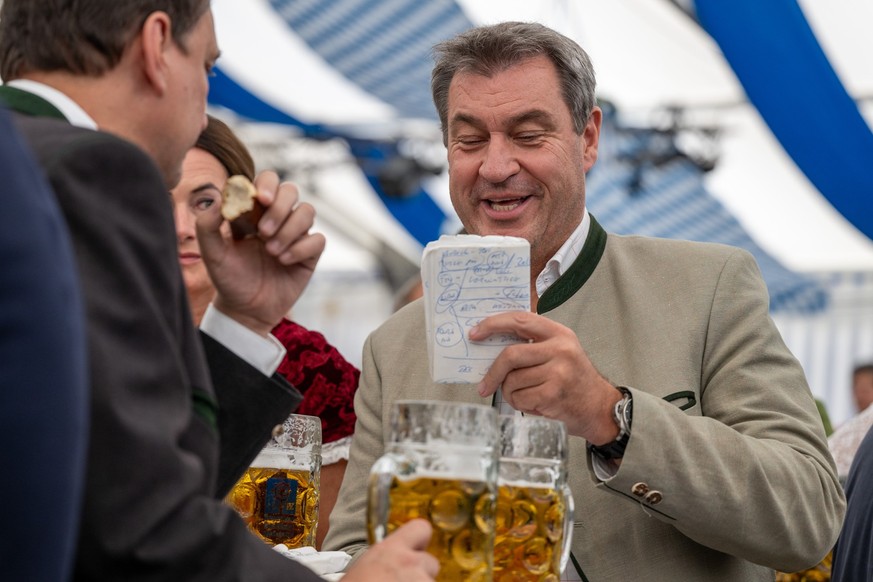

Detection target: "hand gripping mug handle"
[367, 452, 414, 544]
[559, 484, 575, 572]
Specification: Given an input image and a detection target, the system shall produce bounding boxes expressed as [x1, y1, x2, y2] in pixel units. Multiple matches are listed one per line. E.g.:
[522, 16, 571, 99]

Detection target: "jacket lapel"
[0, 85, 67, 120]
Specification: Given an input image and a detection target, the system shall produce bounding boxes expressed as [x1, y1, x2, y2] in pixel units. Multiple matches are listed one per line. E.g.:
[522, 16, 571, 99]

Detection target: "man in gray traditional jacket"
[325, 21, 845, 581]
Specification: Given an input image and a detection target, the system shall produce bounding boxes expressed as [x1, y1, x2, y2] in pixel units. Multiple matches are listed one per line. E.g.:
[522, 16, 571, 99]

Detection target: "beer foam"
[250, 447, 314, 471]
[497, 479, 556, 490]
[393, 470, 491, 484]
[389, 442, 494, 456]
[386, 443, 496, 482]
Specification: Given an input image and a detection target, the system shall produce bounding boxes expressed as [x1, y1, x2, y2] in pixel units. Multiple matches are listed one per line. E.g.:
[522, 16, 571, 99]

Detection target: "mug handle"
[559, 484, 575, 572]
[366, 452, 414, 543]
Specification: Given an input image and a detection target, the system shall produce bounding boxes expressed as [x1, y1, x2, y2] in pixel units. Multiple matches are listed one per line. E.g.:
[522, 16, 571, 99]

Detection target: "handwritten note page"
[421, 235, 531, 384]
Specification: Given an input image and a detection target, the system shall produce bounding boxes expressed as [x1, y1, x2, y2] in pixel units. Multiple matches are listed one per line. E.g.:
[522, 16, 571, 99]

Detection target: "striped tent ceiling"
[269, 0, 470, 121]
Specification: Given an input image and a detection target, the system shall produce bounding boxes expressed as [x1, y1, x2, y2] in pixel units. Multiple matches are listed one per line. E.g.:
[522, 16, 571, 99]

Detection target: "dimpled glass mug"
[495, 414, 574, 582]
[367, 400, 499, 582]
[226, 413, 322, 548]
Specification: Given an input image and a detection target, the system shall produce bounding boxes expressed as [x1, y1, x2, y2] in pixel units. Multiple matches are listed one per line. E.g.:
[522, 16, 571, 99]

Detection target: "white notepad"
[421, 234, 531, 384]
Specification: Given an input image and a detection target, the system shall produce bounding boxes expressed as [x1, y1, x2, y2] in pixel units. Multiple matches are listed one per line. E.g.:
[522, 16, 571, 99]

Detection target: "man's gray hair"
[431, 21, 596, 143]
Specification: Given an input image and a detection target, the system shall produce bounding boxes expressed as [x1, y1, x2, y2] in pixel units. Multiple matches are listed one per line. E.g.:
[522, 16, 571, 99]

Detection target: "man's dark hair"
[854, 363, 873, 377]
[0, 0, 211, 80]
[431, 21, 597, 144]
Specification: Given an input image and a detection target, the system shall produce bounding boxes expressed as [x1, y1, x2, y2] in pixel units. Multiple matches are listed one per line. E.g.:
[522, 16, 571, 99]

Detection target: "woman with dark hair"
[171, 115, 358, 549]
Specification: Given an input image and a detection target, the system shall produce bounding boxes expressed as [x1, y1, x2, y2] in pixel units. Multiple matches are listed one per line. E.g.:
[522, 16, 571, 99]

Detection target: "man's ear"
[140, 11, 173, 95]
[582, 106, 602, 173]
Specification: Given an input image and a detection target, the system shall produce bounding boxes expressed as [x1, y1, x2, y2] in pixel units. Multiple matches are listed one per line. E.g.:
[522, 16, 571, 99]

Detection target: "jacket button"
[271, 424, 284, 438]
[645, 490, 663, 505]
[631, 482, 649, 497]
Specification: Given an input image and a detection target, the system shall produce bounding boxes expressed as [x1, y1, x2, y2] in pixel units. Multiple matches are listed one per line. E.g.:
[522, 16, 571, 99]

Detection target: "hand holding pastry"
[197, 171, 326, 336]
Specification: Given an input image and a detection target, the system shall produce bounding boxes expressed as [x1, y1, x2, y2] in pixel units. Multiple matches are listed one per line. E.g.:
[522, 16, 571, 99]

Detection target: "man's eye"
[458, 137, 486, 146]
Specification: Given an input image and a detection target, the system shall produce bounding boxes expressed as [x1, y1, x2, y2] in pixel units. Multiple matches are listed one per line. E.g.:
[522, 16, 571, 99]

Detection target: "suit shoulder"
[606, 232, 753, 268]
[369, 299, 426, 346]
[13, 116, 159, 180]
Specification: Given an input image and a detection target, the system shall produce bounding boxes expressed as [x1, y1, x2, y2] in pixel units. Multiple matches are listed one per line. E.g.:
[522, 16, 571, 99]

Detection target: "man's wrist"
[587, 385, 625, 445]
[588, 386, 633, 461]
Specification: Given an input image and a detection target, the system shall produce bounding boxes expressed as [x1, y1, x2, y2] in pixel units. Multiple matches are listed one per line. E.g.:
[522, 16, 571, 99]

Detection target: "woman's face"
[171, 147, 228, 309]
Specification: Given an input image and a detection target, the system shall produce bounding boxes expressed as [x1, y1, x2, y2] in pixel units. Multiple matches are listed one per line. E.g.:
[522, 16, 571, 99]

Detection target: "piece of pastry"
[221, 175, 264, 240]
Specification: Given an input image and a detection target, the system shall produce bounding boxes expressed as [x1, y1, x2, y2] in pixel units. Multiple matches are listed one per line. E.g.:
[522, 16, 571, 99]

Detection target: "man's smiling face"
[446, 54, 601, 274]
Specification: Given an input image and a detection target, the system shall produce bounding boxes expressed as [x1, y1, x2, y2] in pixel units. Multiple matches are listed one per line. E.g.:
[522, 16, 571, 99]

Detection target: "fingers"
[253, 173, 292, 238]
[471, 311, 548, 397]
[385, 520, 440, 577]
[252, 172, 326, 265]
[469, 310, 541, 343]
[388, 519, 435, 552]
[421, 551, 440, 578]
[288, 231, 326, 266]
[252, 171, 281, 207]
[344, 519, 439, 582]
[498, 363, 551, 412]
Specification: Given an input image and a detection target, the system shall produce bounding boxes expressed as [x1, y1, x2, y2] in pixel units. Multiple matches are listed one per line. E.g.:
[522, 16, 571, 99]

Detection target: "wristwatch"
[588, 386, 633, 461]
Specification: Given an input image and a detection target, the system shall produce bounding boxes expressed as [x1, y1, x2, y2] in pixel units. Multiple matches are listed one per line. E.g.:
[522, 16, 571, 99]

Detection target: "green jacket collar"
[0, 85, 67, 121]
[537, 214, 608, 313]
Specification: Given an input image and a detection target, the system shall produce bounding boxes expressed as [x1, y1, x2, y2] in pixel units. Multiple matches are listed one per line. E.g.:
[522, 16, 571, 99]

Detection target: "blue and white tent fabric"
[208, 0, 872, 316]
[211, 0, 467, 247]
[269, 0, 471, 122]
[693, 0, 873, 242]
[587, 108, 828, 314]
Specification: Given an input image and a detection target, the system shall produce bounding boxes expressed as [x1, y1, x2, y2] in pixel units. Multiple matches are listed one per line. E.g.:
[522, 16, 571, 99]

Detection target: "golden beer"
[494, 483, 567, 582]
[369, 475, 496, 582]
[226, 464, 319, 548]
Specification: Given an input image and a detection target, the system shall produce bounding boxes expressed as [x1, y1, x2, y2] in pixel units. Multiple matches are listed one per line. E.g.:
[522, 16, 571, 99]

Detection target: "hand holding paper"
[421, 235, 531, 383]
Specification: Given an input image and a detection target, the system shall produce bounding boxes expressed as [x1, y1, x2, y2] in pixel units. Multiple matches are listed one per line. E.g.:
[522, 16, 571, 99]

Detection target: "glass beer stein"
[226, 413, 322, 548]
[368, 400, 499, 582]
[495, 414, 574, 582]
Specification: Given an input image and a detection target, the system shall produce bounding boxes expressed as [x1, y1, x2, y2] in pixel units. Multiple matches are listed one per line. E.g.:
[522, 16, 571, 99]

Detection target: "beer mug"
[226, 413, 322, 548]
[368, 400, 499, 582]
[495, 414, 574, 581]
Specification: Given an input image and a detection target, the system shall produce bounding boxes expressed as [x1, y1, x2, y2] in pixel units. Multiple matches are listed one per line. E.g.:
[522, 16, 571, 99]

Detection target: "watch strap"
[588, 387, 633, 461]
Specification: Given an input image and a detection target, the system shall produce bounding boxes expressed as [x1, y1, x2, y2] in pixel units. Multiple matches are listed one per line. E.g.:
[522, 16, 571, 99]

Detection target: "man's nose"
[479, 135, 520, 183]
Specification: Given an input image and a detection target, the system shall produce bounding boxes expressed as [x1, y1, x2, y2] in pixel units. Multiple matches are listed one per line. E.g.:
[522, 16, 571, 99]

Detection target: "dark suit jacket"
[832, 425, 873, 582]
[1, 86, 323, 581]
[0, 106, 88, 582]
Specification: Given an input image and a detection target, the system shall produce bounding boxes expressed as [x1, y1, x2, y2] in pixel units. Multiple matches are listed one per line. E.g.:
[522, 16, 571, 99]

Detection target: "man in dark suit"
[0, 106, 88, 582]
[831, 425, 873, 581]
[0, 1, 437, 581]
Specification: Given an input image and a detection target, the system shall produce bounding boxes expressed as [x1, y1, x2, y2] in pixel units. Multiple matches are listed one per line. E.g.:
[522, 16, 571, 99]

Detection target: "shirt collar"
[6, 79, 98, 130]
[535, 209, 590, 298]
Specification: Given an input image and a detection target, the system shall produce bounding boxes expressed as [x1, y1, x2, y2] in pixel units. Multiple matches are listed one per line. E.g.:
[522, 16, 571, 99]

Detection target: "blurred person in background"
[172, 115, 359, 549]
[829, 362, 873, 479]
[851, 363, 873, 413]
